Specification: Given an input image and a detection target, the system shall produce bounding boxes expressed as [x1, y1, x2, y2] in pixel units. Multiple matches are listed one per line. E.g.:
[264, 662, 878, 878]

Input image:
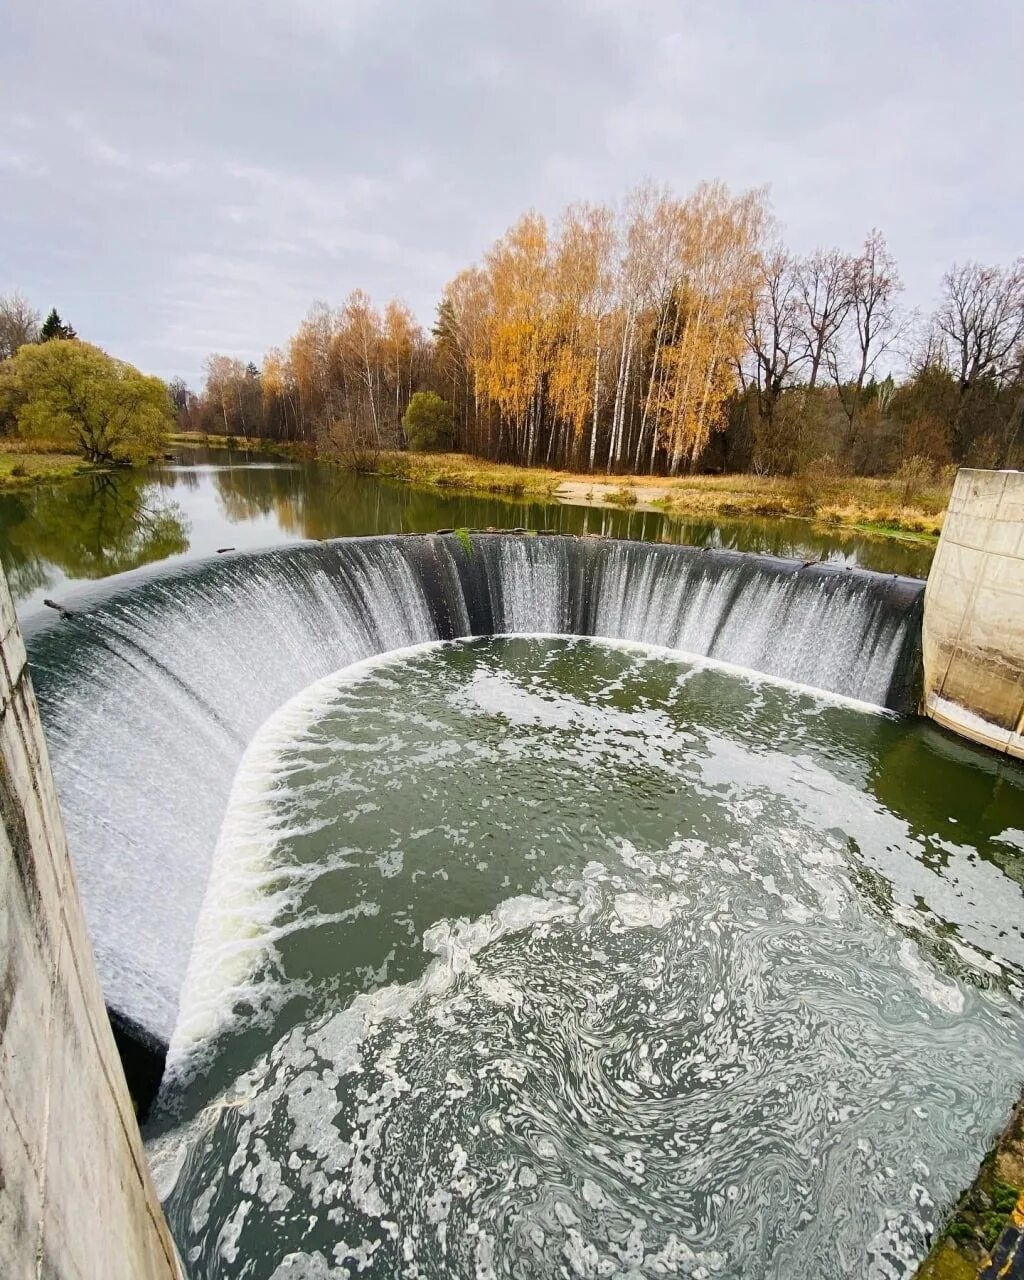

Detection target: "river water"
[147, 637, 1024, 1280]
[0, 447, 934, 620]
[10, 449, 1015, 1278]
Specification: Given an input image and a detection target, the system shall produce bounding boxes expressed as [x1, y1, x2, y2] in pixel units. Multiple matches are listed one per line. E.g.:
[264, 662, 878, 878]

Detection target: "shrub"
[403, 392, 454, 452]
[793, 454, 849, 512]
[893, 454, 936, 505]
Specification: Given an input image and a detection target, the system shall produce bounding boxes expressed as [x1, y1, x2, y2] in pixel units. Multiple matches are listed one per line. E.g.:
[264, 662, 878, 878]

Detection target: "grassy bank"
[171, 435, 950, 541]
[368, 451, 949, 540]
[0, 439, 97, 490]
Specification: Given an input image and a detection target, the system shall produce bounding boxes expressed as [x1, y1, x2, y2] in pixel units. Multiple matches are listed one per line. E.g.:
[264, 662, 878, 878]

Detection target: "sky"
[2, 0, 1021, 387]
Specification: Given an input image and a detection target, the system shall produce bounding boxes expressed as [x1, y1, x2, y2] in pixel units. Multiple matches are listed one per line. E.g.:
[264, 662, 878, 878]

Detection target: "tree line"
[4, 179, 1023, 477]
[178, 183, 1024, 476]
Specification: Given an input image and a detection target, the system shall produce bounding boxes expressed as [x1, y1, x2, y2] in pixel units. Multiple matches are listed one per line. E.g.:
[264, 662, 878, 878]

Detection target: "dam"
[23, 535, 925, 1051]
[2, 487, 1023, 1278]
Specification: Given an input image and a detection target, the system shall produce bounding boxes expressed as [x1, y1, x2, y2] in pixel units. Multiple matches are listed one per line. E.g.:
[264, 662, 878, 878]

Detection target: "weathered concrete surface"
[923, 468, 1024, 757]
[0, 567, 180, 1279]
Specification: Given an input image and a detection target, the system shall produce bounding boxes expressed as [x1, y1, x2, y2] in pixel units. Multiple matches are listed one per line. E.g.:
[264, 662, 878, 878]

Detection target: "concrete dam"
[2, 470, 1023, 1279]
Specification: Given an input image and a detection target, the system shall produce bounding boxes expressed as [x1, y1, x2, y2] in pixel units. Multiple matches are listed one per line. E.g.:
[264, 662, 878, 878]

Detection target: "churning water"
[27, 535, 924, 1045]
[145, 637, 1024, 1280]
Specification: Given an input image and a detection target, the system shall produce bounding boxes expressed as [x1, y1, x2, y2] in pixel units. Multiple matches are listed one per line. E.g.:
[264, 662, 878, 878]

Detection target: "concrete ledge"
[923, 469, 1024, 755]
[0, 566, 180, 1280]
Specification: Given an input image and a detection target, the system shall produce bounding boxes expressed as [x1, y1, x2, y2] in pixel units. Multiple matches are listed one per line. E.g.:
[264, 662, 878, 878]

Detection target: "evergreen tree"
[39, 308, 77, 342]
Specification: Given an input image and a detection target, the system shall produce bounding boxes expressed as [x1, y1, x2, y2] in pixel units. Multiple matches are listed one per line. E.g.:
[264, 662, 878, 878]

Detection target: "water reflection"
[0, 446, 935, 617]
[0, 472, 188, 604]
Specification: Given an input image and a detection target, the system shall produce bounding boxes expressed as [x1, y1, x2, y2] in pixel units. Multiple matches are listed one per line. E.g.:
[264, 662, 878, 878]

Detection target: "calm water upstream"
[0, 447, 934, 619]
[147, 637, 1024, 1280]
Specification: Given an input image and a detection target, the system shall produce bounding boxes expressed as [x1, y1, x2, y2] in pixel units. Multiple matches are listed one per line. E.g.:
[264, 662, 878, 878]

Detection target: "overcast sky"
[2, 0, 1021, 386]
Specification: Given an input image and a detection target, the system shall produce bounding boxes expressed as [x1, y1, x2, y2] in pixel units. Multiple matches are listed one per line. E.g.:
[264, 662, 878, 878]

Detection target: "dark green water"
[0, 448, 934, 618]
[148, 637, 1024, 1280]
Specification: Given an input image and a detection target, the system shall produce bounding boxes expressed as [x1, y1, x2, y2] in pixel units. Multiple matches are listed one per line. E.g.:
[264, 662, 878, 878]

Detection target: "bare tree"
[935, 258, 1024, 459]
[744, 247, 805, 429]
[0, 291, 40, 361]
[795, 249, 852, 388]
[827, 230, 905, 445]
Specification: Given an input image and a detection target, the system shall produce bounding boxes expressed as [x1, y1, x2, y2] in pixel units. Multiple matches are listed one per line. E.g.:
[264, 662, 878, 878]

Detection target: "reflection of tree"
[0, 472, 189, 597]
[210, 462, 683, 544]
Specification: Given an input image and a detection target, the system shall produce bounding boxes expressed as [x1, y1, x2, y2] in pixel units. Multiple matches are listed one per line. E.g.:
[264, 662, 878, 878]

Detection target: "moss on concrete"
[917, 1094, 1024, 1277]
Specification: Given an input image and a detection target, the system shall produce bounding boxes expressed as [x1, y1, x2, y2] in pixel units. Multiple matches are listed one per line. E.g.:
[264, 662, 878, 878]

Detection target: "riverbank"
[170, 435, 949, 544]
[0, 439, 97, 489]
[366, 451, 948, 542]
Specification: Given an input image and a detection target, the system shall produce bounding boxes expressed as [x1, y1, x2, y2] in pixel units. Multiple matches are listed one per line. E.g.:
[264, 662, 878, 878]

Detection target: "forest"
[7, 182, 1024, 481]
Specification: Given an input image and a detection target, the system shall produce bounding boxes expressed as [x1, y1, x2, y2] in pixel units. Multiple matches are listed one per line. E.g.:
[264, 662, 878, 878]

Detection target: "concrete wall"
[0, 569, 180, 1278]
[923, 468, 1024, 757]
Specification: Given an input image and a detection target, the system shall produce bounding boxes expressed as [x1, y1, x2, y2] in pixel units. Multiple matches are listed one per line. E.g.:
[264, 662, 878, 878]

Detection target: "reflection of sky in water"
[149, 638, 1024, 1280]
[0, 447, 935, 618]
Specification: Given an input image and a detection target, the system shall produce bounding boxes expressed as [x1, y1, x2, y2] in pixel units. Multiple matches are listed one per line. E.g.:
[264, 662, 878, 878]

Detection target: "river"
[0, 446, 935, 621]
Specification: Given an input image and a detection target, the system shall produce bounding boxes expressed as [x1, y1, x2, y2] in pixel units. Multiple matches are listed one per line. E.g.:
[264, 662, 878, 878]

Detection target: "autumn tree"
[204, 354, 260, 438]
[795, 249, 852, 388]
[434, 268, 492, 454]
[744, 248, 804, 434]
[0, 340, 172, 462]
[435, 182, 764, 475]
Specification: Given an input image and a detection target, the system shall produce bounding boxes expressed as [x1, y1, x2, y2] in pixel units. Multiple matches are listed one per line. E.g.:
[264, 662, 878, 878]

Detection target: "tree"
[744, 247, 805, 435]
[39, 308, 77, 342]
[827, 230, 905, 451]
[403, 391, 454, 451]
[167, 377, 193, 412]
[934, 259, 1024, 460]
[0, 340, 172, 463]
[0, 292, 40, 360]
[795, 249, 852, 388]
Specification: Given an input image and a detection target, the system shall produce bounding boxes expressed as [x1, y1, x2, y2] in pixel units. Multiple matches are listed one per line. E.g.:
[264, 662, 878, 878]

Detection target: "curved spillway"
[25, 533, 925, 1049]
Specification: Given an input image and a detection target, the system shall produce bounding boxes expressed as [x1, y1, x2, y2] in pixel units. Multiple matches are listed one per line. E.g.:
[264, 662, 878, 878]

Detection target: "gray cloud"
[2, 0, 1021, 383]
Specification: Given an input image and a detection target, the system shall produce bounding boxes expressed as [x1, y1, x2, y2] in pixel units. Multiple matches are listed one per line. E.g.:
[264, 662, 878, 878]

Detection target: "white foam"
[166, 633, 956, 1069]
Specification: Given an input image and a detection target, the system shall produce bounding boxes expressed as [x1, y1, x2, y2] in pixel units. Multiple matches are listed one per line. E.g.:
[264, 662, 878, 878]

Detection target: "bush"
[893, 454, 936, 505]
[792, 453, 849, 512]
[403, 392, 454, 452]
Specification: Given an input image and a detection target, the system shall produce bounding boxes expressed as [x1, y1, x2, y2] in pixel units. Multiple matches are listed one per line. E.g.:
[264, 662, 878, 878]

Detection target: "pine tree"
[39, 308, 77, 342]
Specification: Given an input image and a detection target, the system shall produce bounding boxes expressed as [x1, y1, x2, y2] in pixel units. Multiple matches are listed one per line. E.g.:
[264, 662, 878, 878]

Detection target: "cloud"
[1, 0, 1021, 385]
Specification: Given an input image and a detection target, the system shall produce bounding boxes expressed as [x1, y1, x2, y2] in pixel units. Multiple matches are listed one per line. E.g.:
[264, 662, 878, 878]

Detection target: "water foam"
[29, 535, 924, 1042]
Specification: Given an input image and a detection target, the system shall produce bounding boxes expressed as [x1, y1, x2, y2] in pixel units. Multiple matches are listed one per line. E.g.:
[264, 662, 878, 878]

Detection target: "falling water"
[25, 534, 924, 1044]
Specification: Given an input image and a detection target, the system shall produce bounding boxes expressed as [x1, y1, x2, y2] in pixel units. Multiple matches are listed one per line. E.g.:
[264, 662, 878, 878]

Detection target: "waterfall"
[25, 534, 924, 1050]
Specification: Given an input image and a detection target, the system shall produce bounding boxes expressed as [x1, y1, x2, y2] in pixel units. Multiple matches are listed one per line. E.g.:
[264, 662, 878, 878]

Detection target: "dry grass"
[186, 437, 952, 541]
[372, 452, 565, 498]
[654, 473, 949, 538]
[365, 452, 950, 539]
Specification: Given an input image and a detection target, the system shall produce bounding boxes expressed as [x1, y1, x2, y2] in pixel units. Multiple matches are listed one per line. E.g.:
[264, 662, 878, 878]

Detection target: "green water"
[0, 448, 934, 618]
[148, 637, 1024, 1280]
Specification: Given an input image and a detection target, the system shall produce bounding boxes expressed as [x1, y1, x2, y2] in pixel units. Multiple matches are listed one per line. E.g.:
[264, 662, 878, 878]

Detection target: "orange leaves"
[439, 183, 766, 470]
